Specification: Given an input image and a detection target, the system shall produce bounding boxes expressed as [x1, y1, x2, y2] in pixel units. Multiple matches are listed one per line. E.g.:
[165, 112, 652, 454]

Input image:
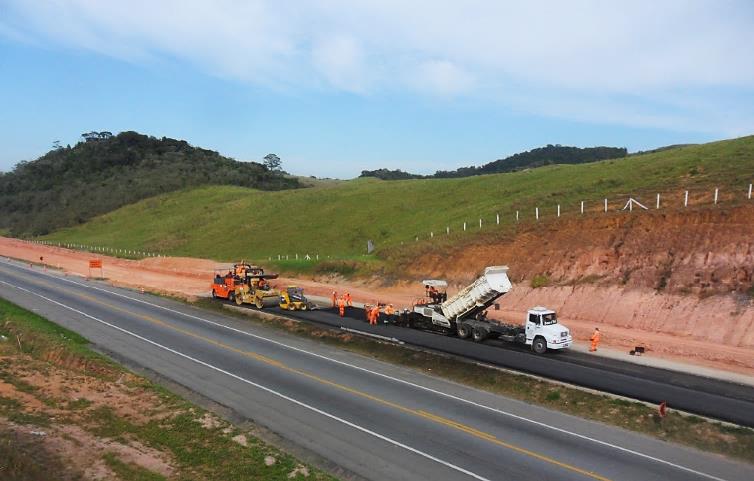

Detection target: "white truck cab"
[525, 306, 572, 354]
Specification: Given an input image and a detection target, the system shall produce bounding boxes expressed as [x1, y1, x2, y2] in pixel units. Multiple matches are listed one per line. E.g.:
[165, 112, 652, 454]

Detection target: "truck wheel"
[228, 292, 235, 303]
[301, 303, 308, 311]
[472, 328, 487, 342]
[532, 337, 547, 354]
[457, 324, 471, 339]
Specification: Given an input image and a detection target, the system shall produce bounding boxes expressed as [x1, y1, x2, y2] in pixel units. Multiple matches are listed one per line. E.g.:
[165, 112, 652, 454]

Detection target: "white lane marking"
[0, 260, 734, 481]
[0, 278, 491, 481]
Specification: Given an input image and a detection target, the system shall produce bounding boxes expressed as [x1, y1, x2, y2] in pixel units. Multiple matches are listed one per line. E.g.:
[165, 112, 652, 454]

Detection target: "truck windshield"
[542, 313, 558, 325]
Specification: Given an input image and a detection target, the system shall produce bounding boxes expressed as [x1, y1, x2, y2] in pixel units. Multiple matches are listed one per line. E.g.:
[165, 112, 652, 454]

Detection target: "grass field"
[43, 135, 754, 262]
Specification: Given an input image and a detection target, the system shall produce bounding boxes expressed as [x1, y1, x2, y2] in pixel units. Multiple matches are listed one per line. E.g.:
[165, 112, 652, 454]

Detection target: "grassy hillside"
[0, 131, 298, 236]
[43, 136, 754, 261]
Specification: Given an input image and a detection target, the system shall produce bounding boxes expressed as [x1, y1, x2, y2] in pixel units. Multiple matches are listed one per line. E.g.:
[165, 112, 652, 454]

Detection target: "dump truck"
[395, 266, 572, 354]
[279, 286, 316, 311]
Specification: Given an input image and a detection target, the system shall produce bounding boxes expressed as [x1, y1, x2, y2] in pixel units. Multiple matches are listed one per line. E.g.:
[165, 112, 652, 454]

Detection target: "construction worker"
[590, 327, 601, 352]
[331, 290, 338, 308]
[345, 292, 352, 307]
[370, 304, 381, 326]
[338, 297, 346, 318]
[384, 304, 395, 324]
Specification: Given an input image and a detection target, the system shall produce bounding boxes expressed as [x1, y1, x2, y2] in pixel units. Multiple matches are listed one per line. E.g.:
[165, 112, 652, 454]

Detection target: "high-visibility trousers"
[339, 307, 345, 317]
[590, 340, 598, 351]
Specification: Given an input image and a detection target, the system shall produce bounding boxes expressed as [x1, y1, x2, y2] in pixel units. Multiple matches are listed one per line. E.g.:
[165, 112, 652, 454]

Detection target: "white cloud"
[1, 0, 753, 133]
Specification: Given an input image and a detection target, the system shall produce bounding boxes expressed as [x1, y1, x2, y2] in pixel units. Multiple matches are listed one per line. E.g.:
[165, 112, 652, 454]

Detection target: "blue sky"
[1, 1, 753, 178]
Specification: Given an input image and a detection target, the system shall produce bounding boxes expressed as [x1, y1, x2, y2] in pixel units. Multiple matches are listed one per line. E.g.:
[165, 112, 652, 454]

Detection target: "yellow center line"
[26, 275, 611, 481]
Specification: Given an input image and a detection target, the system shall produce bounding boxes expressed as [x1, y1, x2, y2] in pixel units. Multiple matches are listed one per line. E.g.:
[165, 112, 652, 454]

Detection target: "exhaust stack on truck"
[396, 266, 572, 354]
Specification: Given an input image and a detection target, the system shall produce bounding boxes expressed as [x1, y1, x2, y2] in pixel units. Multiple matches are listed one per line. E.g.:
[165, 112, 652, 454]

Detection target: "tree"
[263, 153, 282, 171]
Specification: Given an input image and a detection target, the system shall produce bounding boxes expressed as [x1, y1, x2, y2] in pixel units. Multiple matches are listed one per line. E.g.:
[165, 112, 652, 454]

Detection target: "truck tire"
[228, 291, 235, 303]
[532, 337, 547, 354]
[457, 323, 471, 339]
[472, 328, 487, 342]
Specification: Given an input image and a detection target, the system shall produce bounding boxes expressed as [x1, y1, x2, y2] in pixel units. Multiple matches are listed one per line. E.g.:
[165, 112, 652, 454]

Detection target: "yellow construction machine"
[279, 286, 316, 311]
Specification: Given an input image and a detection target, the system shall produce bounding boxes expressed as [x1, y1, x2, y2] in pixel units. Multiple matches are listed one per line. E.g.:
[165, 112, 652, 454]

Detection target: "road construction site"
[1, 258, 753, 481]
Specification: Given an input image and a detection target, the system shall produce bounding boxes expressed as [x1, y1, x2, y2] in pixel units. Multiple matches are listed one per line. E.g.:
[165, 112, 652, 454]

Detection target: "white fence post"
[749, 183, 752, 199]
[535, 207, 539, 220]
[656, 193, 660, 209]
[430, 231, 434, 238]
[496, 213, 500, 225]
[684, 190, 689, 207]
[580, 201, 584, 214]
[446, 226, 450, 234]
[463, 222, 466, 231]
[516, 210, 519, 222]
[714, 188, 719, 205]
[479, 218, 482, 228]
[604, 198, 607, 212]
[557, 204, 560, 217]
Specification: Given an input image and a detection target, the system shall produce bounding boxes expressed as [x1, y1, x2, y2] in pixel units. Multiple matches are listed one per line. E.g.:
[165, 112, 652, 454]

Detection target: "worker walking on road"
[331, 290, 338, 308]
[384, 304, 395, 324]
[338, 297, 346, 318]
[590, 327, 601, 352]
[345, 292, 352, 307]
[369, 304, 381, 326]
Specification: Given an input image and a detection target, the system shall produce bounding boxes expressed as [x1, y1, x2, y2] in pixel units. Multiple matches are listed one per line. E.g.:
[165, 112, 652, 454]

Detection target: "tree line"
[0, 131, 298, 236]
[360, 145, 628, 180]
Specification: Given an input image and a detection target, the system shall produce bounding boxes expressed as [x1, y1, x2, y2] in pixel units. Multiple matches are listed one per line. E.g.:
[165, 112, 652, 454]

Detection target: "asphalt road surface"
[1, 259, 752, 481]
[269, 303, 754, 427]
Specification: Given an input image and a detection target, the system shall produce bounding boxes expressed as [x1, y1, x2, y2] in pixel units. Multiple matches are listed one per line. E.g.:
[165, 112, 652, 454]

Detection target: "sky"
[1, 1, 753, 178]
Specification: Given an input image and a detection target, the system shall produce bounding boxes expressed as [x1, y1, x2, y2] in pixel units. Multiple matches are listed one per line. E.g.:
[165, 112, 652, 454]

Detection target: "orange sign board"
[89, 259, 103, 269]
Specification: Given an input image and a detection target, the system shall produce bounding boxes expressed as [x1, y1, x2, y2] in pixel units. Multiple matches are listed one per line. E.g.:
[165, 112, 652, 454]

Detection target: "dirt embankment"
[403, 205, 754, 369]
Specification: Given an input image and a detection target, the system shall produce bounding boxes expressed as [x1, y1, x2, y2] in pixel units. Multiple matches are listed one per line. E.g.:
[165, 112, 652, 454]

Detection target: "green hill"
[42, 136, 754, 263]
[0, 131, 298, 236]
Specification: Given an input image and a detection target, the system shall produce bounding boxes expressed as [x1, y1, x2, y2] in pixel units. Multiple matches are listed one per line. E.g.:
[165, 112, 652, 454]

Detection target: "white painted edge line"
[0, 260, 732, 481]
[0, 278, 491, 481]
[339, 326, 404, 344]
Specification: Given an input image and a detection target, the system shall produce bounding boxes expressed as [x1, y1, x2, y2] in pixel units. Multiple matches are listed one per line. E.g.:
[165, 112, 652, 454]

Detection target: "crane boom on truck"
[395, 266, 572, 354]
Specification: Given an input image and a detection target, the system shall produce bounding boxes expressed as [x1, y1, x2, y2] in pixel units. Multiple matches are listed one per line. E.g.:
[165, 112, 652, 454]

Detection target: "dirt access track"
[1, 228, 753, 379]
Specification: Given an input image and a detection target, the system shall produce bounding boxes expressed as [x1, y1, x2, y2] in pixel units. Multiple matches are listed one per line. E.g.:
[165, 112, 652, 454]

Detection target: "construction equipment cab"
[523, 306, 572, 354]
[280, 286, 316, 311]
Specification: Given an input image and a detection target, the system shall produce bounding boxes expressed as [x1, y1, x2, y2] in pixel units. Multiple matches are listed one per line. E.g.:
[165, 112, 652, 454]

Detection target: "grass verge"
[193, 298, 754, 464]
[0, 297, 337, 481]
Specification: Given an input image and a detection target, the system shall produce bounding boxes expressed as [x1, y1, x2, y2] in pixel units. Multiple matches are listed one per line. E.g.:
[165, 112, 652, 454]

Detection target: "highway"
[272, 302, 754, 427]
[0, 259, 752, 481]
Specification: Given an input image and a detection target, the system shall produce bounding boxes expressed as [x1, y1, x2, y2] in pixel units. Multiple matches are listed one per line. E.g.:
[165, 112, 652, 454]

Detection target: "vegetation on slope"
[43, 135, 754, 261]
[360, 144, 627, 179]
[0, 131, 299, 236]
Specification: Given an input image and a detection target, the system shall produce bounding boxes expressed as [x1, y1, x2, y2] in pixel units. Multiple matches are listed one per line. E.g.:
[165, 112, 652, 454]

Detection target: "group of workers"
[331, 290, 395, 324]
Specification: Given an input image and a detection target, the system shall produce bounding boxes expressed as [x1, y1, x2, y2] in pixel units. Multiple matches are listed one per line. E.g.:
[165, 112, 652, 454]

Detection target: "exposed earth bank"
[1, 203, 753, 378]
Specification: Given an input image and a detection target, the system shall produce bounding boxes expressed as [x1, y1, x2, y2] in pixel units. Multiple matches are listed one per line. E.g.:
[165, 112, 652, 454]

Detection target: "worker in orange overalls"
[369, 304, 381, 326]
[331, 290, 338, 308]
[345, 292, 352, 307]
[590, 328, 601, 352]
[338, 297, 346, 317]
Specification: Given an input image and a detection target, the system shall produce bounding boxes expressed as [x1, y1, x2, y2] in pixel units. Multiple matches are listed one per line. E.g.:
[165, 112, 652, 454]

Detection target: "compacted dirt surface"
[1, 205, 753, 379]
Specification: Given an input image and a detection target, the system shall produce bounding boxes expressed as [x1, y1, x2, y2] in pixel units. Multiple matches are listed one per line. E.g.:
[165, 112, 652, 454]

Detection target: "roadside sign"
[88, 259, 103, 278]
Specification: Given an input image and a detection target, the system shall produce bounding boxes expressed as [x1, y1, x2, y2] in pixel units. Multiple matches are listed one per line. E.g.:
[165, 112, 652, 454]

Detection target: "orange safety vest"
[591, 330, 601, 343]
